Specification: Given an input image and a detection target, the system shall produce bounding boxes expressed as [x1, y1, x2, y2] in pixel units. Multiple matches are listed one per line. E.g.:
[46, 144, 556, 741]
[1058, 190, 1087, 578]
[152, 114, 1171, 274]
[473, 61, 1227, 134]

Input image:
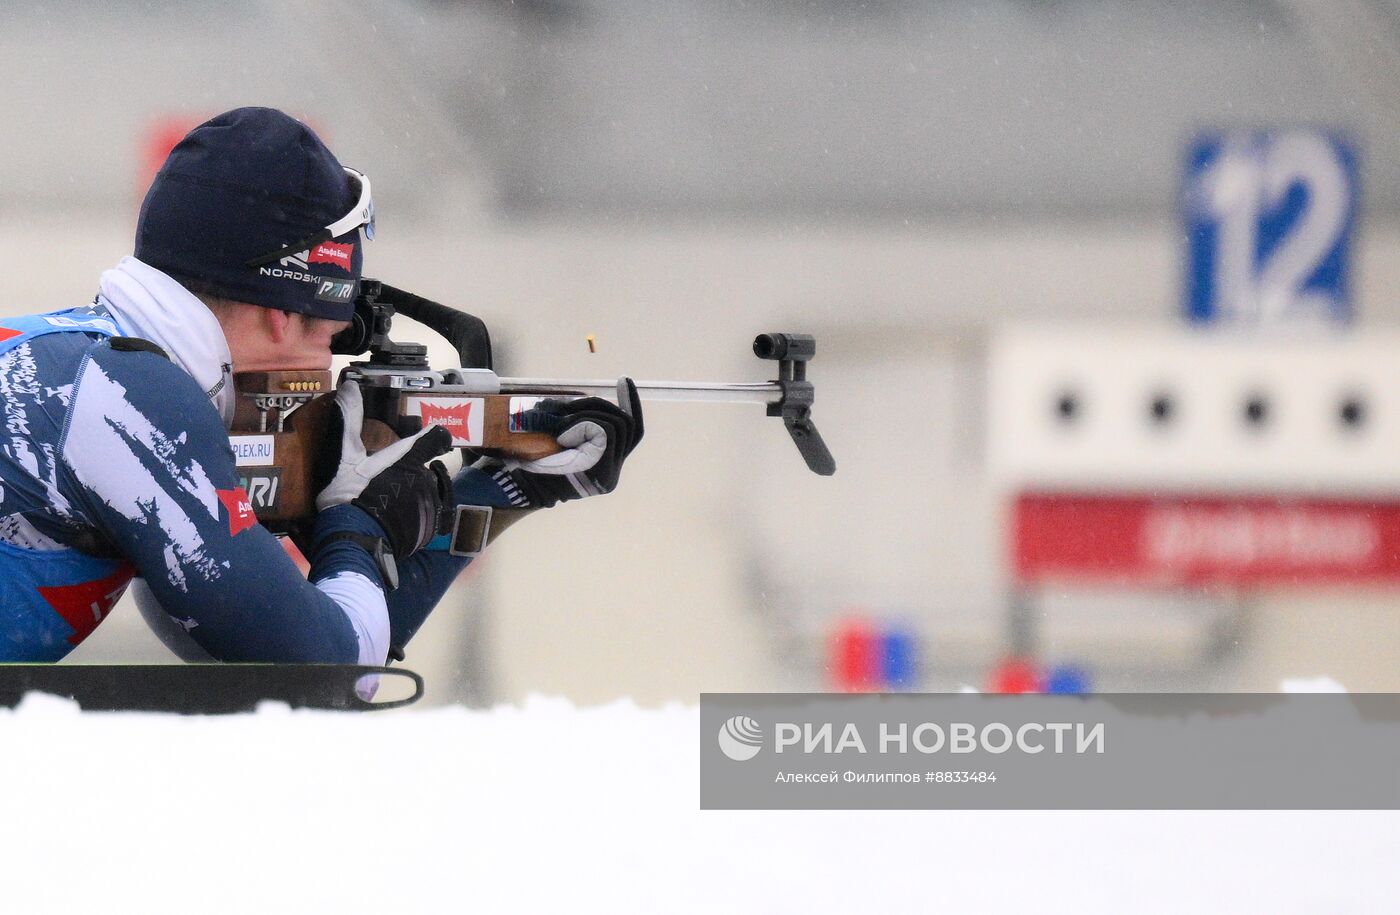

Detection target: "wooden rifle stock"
[230, 371, 563, 530]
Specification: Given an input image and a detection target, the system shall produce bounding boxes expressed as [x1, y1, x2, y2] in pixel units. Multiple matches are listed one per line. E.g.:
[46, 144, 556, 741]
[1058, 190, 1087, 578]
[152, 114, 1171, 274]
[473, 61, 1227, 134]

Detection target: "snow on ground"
[0, 694, 1395, 914]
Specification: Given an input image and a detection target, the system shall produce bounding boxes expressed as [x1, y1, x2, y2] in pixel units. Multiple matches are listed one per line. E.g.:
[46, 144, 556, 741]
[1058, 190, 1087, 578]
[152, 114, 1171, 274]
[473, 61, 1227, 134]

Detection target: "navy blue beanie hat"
[135, 107, 371, 322]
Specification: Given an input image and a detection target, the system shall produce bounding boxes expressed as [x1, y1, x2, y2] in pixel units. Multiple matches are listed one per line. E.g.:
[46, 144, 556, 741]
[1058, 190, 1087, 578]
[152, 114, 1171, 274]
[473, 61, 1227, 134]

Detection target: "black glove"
[316, 380, 454, 558]
[481, 378, 644, 509]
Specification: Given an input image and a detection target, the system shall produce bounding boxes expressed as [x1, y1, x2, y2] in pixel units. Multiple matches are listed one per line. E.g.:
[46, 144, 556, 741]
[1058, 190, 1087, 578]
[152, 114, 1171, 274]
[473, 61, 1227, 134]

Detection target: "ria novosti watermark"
[718, 714, 1104, 760]
[701, 693, 1400, 809]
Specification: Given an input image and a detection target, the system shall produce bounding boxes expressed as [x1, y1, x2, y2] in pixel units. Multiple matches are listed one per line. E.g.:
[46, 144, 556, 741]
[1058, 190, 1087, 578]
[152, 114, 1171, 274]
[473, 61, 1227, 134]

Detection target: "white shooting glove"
[476, 377, 644, 508]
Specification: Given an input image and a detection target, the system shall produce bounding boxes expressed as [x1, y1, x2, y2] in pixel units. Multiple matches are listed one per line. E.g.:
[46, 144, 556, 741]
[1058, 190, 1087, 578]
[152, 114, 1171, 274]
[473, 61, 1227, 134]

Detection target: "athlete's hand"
[316, 380, 453, 557]
[478, 378, 644, 509]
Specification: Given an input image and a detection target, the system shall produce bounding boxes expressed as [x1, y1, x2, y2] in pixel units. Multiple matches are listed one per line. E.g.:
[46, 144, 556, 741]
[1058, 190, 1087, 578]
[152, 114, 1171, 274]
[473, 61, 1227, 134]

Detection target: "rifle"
[229, 280, 835, 551]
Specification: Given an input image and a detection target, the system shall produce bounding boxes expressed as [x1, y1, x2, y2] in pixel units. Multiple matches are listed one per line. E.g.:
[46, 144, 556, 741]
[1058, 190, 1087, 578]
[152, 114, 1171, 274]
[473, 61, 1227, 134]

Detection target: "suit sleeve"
[382, 465, 518, 654]
[58, 342, 391, 664]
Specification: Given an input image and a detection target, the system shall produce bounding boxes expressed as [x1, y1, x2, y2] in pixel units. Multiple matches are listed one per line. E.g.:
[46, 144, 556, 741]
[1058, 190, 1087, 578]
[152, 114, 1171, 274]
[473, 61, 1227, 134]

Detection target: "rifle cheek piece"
[754, 332, 835, 476]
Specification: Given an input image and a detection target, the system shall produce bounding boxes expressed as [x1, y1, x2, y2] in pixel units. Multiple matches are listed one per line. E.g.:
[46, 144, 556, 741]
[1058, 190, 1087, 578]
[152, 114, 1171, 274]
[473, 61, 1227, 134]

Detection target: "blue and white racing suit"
[0, 259, 511, 663]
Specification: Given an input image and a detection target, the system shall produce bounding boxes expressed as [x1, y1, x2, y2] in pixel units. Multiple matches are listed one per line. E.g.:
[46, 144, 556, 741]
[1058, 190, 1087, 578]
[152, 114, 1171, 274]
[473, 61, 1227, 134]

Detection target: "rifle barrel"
[498, 378, 783, 406]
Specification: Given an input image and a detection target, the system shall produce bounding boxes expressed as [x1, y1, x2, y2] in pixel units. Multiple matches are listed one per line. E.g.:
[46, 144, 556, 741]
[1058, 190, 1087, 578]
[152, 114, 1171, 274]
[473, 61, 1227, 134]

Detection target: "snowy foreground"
[1, 694, 1396, 914]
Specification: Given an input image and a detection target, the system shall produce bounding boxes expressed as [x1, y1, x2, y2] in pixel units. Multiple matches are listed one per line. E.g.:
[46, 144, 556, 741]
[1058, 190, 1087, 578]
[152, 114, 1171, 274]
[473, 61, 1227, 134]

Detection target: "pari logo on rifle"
[404, 396, 485, 447]
[238, 469, 283, 513]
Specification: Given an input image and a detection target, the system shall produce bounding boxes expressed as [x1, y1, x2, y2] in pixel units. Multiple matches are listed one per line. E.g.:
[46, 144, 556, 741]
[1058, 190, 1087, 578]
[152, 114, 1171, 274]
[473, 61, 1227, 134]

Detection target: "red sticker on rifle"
[406, 397, 485, 447]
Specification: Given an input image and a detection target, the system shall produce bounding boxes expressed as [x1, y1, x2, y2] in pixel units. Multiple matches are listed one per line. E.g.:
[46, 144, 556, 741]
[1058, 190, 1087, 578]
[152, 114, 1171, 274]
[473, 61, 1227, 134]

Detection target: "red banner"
[1013, 493, 1400, 586]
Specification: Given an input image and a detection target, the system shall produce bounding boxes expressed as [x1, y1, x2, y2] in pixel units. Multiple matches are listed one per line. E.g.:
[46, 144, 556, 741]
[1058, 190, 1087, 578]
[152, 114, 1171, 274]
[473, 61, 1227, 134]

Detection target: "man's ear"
[262, 307, 292, 344]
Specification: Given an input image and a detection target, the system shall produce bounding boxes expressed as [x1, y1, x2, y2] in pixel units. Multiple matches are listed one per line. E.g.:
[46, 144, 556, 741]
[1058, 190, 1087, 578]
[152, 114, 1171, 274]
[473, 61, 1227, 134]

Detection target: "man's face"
[282, 314, 350, 370]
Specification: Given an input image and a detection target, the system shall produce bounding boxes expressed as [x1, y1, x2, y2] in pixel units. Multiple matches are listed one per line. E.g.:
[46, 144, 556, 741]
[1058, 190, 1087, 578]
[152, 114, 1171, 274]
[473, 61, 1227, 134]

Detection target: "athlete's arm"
[382, 465, 517, 654]
[381, 388, 643, 656]
[59, 342, 391, 664]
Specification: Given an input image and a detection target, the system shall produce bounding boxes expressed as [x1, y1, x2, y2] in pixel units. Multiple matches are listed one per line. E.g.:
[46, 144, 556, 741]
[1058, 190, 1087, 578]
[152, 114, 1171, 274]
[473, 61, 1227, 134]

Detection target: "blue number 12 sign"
[1184, 130, 1358, 326]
